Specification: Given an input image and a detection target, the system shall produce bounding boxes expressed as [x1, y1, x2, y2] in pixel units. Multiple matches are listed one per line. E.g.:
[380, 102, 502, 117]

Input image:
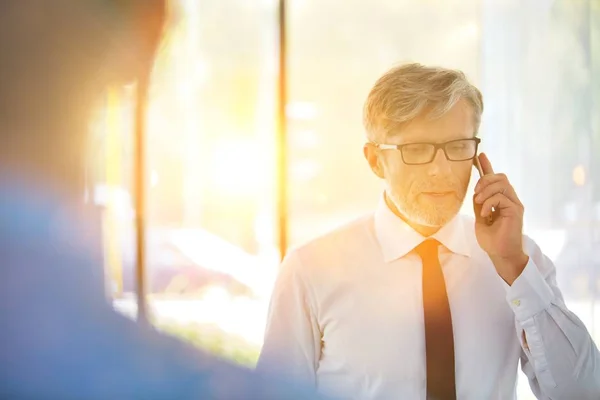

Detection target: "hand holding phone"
[471, 153, 529, 284]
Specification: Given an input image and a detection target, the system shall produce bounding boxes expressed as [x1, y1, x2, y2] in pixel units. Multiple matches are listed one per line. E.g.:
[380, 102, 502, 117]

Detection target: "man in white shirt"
[256, 63, 600, 399]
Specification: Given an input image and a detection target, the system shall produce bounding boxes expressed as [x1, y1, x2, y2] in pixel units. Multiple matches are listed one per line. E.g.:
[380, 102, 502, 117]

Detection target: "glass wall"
[92, 0, 599, 397]
[93, 0, 280, 362]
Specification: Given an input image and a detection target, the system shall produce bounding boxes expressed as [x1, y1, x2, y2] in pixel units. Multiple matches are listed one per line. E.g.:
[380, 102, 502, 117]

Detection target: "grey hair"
[363, 63, 484, 142]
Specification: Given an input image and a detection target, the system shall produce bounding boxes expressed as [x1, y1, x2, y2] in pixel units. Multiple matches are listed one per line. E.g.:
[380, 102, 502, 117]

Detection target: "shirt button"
[512, 299, 521, 307]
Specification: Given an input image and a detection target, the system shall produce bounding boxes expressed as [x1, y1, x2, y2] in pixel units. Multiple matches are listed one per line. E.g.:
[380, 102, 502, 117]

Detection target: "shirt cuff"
[505, 259, 554, 322]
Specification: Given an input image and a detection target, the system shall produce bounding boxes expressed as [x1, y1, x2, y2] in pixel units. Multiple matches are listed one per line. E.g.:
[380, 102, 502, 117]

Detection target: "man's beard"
[387, 178, 467, 227]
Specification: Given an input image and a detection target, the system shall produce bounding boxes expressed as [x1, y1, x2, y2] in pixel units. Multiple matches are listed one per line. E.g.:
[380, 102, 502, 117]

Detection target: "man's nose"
[427, 148, 452, 175]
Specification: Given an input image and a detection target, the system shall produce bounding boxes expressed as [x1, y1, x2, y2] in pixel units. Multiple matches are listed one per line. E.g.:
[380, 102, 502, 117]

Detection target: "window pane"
[95, 0, 279, 366]
[147, 0, 279, 364]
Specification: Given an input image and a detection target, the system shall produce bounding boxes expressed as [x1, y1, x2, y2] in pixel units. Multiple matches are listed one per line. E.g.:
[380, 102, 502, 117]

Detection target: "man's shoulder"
[284, 213, 375, 273]
[294, 213, 373, 252]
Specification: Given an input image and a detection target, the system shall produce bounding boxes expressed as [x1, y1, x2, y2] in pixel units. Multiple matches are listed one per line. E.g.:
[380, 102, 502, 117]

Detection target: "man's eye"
[404, 146, 428, 153]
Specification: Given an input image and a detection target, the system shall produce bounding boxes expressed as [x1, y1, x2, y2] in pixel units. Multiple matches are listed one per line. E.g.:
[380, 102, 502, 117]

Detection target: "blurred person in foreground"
[257, 63, 600, 399]
[0, 1, 326, 399]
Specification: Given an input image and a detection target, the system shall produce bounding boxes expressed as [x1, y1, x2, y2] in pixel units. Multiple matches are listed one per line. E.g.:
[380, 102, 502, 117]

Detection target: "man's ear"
[364, 143, 385, 179]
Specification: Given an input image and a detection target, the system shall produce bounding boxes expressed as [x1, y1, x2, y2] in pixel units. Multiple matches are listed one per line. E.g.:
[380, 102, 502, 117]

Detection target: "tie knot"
[415, 239, 440, 261]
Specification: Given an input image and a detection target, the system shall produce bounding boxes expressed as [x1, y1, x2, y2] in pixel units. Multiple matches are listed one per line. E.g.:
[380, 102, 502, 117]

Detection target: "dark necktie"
[416, 239, 456, 400]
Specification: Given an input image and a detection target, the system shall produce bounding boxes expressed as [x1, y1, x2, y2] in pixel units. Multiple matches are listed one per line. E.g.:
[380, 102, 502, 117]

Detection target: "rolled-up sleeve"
[256, 250, 322, 388]
[506, 238, 600, 399]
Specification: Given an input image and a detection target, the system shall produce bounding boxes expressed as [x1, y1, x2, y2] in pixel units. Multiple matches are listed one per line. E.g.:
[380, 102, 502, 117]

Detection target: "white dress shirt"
[257, 198, 600, 399]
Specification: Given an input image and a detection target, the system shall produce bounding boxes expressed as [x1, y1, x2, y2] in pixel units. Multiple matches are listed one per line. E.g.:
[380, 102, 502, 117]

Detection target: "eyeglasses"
[372, 137, 481, 165]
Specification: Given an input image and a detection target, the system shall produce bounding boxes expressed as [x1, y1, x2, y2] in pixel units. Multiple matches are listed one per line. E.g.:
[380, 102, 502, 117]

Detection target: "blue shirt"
[0, 177, 326, 399]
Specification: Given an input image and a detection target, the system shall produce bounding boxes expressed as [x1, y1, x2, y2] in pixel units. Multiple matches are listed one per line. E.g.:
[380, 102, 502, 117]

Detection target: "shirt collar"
[373, 194, 471, 263]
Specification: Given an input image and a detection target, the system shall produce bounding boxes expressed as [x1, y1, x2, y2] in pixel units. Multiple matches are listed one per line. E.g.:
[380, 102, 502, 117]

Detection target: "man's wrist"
[491, 253, 529, 286]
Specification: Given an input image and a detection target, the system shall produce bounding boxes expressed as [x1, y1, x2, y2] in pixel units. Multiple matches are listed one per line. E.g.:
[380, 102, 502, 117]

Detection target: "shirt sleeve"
[256, 249, 322, 388]
[504, 237, 600, 399]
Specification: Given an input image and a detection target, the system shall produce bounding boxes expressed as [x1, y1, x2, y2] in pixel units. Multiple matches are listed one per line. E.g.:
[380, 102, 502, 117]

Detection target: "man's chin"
[410, 206, 461, 227]
[387, 193, 462, 227]
[411, 215, 448, 228]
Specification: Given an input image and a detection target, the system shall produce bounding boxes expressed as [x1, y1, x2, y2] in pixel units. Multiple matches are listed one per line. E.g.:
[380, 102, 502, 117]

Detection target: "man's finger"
[475, 181, 519, 206]
[478, 152, 494, 175]
[474, 173, 506, 193]
[480, 193, 519, 218]
[472, 193, 487, 225]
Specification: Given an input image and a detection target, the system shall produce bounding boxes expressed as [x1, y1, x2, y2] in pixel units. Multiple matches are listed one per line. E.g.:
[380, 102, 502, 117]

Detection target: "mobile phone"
[473, 156, 495, 225]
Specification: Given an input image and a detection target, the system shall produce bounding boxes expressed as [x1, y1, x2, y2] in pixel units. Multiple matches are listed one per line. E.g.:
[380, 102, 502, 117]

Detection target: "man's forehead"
[385, 100, 475, 143]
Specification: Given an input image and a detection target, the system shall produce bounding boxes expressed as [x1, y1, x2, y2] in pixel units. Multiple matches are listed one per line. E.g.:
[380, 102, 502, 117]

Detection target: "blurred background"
[89, 0, 599, 398]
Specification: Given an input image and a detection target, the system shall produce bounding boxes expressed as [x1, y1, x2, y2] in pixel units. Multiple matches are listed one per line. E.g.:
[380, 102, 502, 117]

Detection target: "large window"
[95, 0, 280, 363]
[92, 0, 599, 397]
